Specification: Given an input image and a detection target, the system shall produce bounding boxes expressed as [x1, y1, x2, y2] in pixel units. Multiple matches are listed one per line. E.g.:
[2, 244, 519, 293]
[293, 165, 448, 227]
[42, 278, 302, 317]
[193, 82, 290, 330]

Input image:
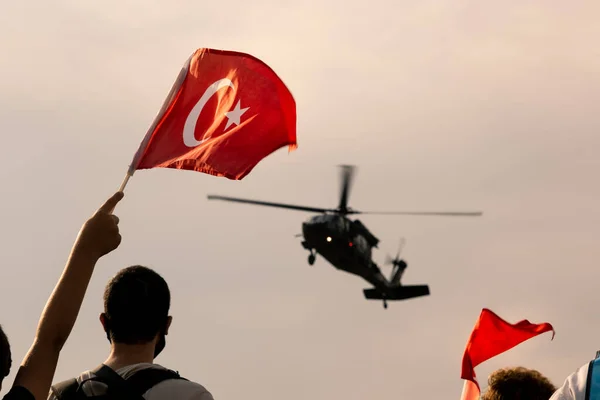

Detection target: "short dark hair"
[482, 367, 556, 400]
[0, 325, 11, 379]
[103, 266, 170, 344]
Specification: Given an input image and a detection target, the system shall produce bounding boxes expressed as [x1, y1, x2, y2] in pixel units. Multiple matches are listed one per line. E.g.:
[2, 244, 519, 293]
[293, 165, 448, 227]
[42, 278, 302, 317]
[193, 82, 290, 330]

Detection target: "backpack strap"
[121, 368, 187, 396]
[49, 378, 79, 400]
[50, 365, 111, 400]
[88, 364, 147, 400]
[586, 351, 600, 400]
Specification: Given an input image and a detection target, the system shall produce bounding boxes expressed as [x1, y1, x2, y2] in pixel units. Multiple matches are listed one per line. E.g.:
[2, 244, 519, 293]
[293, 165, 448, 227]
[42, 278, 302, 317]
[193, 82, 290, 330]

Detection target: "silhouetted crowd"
[0, 192, 594, 399]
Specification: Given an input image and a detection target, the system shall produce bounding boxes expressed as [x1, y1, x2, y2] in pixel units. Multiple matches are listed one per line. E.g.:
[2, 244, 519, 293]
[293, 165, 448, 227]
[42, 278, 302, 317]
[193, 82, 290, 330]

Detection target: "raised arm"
[6, 192, 124, 400]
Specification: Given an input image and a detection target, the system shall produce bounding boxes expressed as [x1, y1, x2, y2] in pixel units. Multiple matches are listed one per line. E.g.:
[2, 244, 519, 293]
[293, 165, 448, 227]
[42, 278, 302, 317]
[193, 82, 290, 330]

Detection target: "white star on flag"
[224, 100, 250, 130]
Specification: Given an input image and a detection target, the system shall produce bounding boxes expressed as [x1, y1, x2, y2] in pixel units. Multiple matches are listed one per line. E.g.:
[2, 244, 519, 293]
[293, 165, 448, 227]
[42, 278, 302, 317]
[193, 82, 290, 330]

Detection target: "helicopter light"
[349, 242, 353, 247]
[326, 236, 332, 242]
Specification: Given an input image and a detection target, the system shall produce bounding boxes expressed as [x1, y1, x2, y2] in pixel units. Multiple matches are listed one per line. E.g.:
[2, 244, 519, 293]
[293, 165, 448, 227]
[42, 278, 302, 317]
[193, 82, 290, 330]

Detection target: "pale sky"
[1, 0, 599, 398]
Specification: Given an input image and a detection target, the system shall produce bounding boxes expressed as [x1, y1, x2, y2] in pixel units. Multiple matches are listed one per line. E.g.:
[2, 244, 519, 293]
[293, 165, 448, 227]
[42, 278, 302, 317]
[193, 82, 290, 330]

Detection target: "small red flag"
[460, 308, 554, 400]
[129, 48, 296, 180]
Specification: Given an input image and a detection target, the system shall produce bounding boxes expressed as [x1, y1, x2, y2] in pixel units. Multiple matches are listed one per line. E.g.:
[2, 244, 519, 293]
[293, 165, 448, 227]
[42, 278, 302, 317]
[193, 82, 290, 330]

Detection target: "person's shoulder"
[144, 365, 214, 400]
[550, 361, 591, 400]
[155, 379, 212, 400]
[47, 369, 97, 400]
[149, 379, 214, 400]
[3, 386, 34, 400]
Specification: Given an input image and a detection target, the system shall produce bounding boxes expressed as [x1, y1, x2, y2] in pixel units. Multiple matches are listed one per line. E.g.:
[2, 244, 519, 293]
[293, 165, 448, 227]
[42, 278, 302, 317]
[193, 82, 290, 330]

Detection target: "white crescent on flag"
[182, 78, 235, 148]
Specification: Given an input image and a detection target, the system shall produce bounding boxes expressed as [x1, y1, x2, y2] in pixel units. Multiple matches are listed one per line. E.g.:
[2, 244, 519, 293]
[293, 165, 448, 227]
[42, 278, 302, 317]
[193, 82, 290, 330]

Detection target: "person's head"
[99, 266, 172, 358]
[482, 366, 556, 400]
[0, 324, 11, 391]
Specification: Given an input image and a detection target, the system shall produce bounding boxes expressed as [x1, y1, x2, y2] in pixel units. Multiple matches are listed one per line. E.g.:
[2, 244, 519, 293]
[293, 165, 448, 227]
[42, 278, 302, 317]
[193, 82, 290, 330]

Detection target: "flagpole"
[460, 380, 479, 400]
[107, 169, 132, 215]
[118, 170, 133, 192]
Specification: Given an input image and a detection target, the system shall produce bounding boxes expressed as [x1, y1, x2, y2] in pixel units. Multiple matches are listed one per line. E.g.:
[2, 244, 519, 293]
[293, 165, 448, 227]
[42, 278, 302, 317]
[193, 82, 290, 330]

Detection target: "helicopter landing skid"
[302, 241, 316, 266]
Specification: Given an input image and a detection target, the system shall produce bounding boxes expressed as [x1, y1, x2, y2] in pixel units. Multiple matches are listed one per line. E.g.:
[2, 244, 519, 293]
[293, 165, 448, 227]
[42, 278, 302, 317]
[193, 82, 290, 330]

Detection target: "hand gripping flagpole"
[108, 167, 133, 214]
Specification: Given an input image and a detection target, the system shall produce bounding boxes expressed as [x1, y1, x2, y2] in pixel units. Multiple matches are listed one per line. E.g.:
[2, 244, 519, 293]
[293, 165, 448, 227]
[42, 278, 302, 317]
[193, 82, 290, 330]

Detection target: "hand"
[74, 192, 124, 260]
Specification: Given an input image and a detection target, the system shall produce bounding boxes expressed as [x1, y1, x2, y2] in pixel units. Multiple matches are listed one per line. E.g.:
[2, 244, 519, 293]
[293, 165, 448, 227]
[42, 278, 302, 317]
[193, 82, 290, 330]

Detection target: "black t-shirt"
[2, 386, 34, 400]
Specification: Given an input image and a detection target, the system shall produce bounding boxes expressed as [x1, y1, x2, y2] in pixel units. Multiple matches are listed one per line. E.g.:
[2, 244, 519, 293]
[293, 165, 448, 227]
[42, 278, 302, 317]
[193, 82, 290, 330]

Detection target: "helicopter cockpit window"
[330, 217, 344, 231]
[311, 215, 330, 225]
[313, 215, 325, 222]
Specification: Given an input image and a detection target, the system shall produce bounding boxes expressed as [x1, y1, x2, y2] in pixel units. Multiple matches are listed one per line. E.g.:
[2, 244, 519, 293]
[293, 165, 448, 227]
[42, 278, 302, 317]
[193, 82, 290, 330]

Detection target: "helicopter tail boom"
[363, 285, 430, 301]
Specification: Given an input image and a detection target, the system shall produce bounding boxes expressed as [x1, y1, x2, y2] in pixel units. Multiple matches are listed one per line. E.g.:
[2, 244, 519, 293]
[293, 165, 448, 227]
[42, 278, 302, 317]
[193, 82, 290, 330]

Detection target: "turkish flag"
[459, 308, 554, 400]
[129, 48, 296, 180]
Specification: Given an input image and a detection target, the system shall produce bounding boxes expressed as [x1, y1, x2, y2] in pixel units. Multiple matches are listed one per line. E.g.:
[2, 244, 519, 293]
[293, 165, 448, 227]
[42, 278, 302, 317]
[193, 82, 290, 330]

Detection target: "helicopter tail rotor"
[385, 238, 406, 266]
[386, 238, 407, 285]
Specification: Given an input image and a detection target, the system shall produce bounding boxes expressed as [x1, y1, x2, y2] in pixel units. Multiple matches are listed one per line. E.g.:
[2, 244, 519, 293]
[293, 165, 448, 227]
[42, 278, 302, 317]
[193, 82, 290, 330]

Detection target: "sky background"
[1, 0, 599, 398]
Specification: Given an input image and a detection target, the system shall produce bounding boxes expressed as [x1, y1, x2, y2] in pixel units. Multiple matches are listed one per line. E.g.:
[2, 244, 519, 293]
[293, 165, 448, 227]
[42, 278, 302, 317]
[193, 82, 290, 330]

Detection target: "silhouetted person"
[1, 191, 124, 400]
[482, 366, 556, 400]
[49, 266, 214, 400]
[1, 325, 11, 389]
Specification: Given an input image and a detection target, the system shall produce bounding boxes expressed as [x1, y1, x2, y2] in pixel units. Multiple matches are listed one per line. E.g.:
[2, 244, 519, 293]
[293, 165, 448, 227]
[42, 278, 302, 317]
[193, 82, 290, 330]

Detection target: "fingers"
[115, 233, 122, 248]
[111, 215, 120, 225]
[99, 191, 125, 214]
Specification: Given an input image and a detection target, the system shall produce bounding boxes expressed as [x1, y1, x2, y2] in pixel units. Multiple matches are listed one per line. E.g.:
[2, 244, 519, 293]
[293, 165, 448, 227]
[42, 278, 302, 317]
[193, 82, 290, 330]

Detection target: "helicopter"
[207, 165, 482, 309]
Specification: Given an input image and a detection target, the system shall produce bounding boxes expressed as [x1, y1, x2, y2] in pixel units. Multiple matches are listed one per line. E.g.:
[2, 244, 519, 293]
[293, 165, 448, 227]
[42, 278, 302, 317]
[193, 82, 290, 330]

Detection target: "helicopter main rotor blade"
[338, 165, 356, 213]
[350, 211, 483, 216]
[207, 195, 332, 213]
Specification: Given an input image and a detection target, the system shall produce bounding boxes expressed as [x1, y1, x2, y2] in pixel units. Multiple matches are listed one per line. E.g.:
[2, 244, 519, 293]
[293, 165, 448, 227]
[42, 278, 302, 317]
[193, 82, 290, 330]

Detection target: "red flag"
[460, 308, 554, 400]
[129, 48, 296, 180]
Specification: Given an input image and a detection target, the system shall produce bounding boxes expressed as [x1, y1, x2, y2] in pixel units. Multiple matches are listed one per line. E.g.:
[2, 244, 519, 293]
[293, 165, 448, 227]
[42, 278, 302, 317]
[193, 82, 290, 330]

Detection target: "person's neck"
[104, 342, 156, 371]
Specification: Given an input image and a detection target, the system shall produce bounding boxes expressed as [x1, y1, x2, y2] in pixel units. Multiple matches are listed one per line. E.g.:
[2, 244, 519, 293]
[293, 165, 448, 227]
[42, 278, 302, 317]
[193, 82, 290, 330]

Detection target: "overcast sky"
[1, 0, 599, 398]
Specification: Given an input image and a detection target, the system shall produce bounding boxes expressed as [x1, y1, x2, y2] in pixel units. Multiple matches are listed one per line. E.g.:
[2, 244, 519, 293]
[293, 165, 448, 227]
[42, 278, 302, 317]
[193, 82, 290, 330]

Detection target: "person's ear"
[100, 313, 108, 331]
[165, 316, 173, 335]
[100, 313, 112, 342]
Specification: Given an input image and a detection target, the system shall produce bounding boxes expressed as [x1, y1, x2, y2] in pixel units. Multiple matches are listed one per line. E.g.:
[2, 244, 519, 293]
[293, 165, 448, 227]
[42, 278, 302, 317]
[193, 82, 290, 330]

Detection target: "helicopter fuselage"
[206, 164, 478, 307]
[301, 214, 393, 291]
